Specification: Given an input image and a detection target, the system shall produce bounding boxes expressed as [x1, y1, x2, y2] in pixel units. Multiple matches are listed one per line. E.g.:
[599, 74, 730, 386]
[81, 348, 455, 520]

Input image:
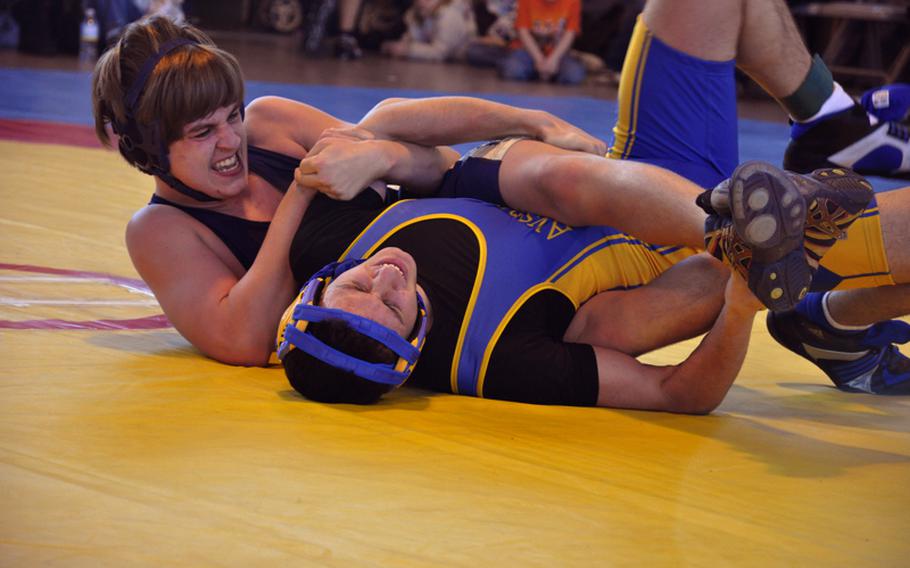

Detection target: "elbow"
[665, 396, 721, 415]
[662, 382, 725, 415]
[679, 401, 720, 416]
[371, 98, 408, 112]
[209, 348, 271, 368]
[201, 334, 274, 367]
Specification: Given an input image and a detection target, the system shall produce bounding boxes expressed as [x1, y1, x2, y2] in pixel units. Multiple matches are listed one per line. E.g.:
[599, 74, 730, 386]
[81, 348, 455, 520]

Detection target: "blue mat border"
[0, 68, 902, 191]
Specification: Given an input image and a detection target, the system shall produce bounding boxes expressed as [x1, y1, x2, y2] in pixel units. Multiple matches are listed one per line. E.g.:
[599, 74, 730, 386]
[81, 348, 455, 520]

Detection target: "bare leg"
[735, 0, 813, 98]
[826, 285, 910, 326]
[644, 0, 812, 99]
[642, 0, 741, 62]
[338, 0, 361, 33]
[878, 188, 910, 284]
[825, 187, 910, 325]
[565, 254, 728, 355]
[499, 140, 706, 248]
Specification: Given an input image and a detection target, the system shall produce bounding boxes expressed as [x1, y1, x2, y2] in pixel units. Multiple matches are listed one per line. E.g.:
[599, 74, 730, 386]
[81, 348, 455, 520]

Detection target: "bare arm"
[546, 30, 576, 65]
[245, 96, 351, 154]
[516, 28, 546, 68]
[295, 129, 459, 200]
[127, 185, 315, 366]
[356, 96, 606, 155]
[585, 273, 762, 414]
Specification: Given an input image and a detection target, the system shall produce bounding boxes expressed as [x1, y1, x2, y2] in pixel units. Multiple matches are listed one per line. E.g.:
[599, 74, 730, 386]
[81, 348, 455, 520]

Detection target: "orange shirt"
[513, 0, 581, 53]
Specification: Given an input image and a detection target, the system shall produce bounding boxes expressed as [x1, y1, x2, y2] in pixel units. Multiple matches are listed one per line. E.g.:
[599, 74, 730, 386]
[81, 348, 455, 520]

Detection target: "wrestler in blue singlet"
[298, 196, 694, 404]
[610, 15, 892, 289]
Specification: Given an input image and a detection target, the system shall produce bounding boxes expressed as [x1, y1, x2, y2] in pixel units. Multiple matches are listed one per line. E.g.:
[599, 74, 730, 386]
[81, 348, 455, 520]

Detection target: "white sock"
[794, 83, 859, 124]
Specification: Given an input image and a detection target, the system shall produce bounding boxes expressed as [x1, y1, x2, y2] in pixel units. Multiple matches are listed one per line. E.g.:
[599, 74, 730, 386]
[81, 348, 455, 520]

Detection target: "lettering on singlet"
[503, 207, 573, 240]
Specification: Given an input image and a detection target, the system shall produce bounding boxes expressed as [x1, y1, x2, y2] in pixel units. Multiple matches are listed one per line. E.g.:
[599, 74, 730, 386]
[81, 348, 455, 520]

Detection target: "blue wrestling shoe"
[708, 161, 811, 312]
[784, 103, 910, 180]
[767, 292, 910, 394]
[861, 84, 910, 124]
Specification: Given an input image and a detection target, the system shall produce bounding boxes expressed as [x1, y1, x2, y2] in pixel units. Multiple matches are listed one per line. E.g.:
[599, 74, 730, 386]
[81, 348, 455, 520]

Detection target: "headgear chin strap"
[112, 37, 239, 203]
[276, 259, 430, 387]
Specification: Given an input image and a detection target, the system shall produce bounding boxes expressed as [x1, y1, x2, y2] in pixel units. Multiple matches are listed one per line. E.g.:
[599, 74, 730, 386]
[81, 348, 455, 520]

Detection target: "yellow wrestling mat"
[2, 139, 909, 566]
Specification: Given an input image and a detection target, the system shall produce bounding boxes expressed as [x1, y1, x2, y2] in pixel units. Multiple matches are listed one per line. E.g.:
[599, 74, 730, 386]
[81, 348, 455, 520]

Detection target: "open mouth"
[212, 153, 241, 175]
[377, 263, 406, 280]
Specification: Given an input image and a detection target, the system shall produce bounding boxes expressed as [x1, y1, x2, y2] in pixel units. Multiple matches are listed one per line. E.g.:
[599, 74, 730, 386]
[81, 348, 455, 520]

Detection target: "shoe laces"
[886, 121, 910, 142]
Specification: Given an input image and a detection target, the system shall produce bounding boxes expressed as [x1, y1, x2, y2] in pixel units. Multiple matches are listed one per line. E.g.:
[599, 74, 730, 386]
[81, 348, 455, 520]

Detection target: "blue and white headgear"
[276, 259, 430, 387]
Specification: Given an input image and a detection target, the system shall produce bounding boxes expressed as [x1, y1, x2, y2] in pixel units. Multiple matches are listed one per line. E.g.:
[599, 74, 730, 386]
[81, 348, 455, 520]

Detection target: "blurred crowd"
[1, 0, 906, 88]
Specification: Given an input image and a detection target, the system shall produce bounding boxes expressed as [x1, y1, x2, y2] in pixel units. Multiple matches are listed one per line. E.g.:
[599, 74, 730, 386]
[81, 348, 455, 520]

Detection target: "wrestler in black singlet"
[148, 145, 386, 272]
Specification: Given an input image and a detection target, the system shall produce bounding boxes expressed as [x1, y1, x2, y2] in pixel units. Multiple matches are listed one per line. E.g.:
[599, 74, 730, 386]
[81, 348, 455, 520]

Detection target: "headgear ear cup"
[113, 110, 152, 173]
[115, 37, 221, 202]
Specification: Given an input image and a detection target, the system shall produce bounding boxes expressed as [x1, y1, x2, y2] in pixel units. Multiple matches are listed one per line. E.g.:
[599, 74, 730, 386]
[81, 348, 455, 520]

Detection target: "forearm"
[549, 31, 576, 61]
[358, 96, 554, 146]
[657, 301, 756, 414]
[212, 186, 315, 365]
[517, 29, 545, 62]
[368, 139, 458, 194]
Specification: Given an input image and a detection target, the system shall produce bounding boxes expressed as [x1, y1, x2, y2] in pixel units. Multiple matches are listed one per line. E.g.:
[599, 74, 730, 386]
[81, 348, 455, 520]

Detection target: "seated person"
[465, 0, 517, 68]
[381, 0, 477, 62]
[499, 0, 585, 84]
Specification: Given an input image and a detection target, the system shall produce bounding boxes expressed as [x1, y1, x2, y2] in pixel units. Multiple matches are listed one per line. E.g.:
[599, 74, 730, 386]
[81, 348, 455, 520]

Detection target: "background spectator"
[381, 0, 476, 62]
[500, 0, 584, 85]
[465, 0, 516, 68]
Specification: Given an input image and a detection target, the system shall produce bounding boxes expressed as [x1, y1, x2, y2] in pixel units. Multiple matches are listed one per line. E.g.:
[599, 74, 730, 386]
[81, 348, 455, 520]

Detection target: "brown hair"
[91, 16, 244, 166]
[283, 319, 398, 404]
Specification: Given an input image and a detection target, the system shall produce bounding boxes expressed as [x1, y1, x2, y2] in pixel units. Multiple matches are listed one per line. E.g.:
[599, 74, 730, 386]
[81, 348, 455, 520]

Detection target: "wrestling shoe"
[699, 164, 874, 270]
[861, 83, 910, 124]
[784, 103, 910, 179]
[767, 292, 910, 394]
[704, 161, 811, 311]
[780, 167, 874, 269]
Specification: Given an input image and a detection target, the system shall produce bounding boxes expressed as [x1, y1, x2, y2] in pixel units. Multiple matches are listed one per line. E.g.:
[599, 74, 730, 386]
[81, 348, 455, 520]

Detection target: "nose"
[215, 122, 241, 149]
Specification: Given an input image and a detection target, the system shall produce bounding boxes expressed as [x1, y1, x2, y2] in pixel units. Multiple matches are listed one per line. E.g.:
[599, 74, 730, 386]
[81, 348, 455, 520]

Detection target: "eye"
[192, 127, 212, 139]
[383, 299, 403, 318]
[341, 281, 368, 293]
[229, 108, 242, 122]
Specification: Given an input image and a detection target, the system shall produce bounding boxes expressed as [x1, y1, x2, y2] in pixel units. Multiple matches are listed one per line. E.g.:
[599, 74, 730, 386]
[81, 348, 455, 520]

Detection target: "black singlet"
[148, 145, 384, 272]
[304, 217, 599, 406]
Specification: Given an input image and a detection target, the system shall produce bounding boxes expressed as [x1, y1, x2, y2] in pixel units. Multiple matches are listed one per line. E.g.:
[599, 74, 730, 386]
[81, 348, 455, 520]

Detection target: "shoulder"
[126, 202, 189, 240]
[245, 96, 349, 155]
[126, 204, 196, 259]
[126, 203, 241, 275]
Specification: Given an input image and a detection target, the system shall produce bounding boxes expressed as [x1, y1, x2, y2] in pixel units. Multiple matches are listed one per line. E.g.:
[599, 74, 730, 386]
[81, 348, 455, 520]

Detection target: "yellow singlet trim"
[609, 16, 652, 160]
[340, 202, 487, 395]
